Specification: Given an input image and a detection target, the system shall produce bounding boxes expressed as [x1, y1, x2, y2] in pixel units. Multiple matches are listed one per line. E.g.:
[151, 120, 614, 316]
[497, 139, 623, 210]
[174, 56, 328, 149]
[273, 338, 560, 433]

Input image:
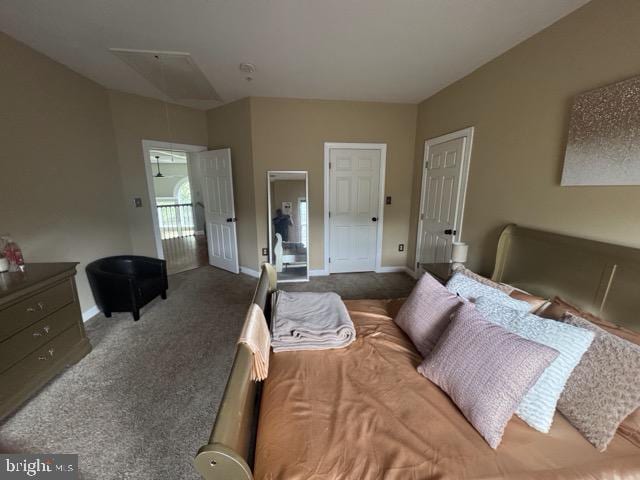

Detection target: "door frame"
[141, 139, 207, 259]
[414, 127, 474, 275]
[323, 142, 387, 275]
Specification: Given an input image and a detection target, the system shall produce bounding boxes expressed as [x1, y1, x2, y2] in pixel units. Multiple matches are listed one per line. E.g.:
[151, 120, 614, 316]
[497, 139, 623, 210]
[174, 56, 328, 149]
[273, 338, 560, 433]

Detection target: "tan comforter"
[254, 299, 640, 480]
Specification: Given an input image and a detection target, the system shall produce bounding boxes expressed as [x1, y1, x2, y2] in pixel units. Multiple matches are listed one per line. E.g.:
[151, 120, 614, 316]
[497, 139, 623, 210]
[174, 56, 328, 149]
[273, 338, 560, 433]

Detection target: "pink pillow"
[394, 273, 463, 356]
[418, 304, 559, 449]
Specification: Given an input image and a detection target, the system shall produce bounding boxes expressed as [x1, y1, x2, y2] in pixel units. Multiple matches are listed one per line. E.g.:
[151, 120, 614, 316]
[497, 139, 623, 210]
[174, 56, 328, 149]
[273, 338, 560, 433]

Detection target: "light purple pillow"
[418, 304, 559, 449]
[394, 273, 463, 356]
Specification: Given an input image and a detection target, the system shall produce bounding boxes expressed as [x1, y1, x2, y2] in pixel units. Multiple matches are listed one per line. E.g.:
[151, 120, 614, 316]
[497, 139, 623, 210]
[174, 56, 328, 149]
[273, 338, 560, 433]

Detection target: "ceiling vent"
[110, 48, 221, 102]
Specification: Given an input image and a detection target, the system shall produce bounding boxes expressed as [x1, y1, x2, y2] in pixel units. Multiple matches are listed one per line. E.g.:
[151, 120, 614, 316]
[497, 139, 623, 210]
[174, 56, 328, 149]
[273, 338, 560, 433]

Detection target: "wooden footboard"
[194, 264, 276, 480]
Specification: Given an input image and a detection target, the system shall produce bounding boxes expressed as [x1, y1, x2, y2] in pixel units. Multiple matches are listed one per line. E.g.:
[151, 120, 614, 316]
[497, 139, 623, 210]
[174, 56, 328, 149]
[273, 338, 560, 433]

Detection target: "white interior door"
[417, 133, 470, 266]
[329, 147, 382, 273]
[199, 148, 239, 274]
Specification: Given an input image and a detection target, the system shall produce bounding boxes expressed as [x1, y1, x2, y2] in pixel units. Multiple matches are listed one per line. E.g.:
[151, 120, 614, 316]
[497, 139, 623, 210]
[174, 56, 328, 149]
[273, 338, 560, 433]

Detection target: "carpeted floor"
[0, 267, 415, 479]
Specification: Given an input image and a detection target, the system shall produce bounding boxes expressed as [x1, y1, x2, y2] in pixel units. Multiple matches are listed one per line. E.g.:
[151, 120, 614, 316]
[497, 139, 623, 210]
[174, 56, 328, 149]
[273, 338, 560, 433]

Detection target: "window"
[298, 198, 308, 247]
[174, 177, 192, 204]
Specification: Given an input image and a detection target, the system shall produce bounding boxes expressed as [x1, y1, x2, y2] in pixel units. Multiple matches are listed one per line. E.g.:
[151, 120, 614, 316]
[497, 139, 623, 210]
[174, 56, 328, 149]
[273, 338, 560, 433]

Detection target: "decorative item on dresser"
[0, 263, 91, 420]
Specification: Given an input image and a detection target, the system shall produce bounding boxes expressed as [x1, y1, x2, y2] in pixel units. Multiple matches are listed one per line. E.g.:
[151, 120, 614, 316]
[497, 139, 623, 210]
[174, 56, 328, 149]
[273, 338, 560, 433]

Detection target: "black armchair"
[86, 256, 168, 321]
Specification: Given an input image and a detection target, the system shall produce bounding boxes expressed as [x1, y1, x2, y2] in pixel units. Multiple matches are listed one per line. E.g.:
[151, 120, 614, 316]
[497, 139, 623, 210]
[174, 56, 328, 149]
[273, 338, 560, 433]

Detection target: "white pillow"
[475, 297, 594, 433]
[446, 272, 530, 311]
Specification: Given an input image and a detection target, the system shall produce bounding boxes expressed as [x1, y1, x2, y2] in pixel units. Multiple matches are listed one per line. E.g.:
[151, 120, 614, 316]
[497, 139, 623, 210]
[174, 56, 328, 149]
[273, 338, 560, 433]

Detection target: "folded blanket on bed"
[271, 291, 356, 352]
[237, 303, 271, 381]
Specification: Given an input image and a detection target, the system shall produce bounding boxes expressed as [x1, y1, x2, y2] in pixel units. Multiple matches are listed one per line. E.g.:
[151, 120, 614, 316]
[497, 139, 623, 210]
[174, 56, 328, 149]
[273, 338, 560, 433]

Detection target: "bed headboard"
[492, 224, 640, 332]
[194, 263, 276, 480]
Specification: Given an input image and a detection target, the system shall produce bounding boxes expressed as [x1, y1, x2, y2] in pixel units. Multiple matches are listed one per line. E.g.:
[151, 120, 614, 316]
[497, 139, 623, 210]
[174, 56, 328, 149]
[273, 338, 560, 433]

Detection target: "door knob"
[444, 229, 457, 235]
[226, 217, 238, 222]
[371, 217, 378, 222]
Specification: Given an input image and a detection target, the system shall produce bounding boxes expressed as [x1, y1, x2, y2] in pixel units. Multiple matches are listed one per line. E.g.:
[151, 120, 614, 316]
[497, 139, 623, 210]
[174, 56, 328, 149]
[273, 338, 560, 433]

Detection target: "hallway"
[163, 233, 208, 275]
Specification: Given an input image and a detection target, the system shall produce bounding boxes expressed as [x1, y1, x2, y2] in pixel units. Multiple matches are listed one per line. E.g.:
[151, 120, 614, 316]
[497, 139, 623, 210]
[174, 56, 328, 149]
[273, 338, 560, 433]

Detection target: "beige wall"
[108, 91, 208, 256]
[206, 98, 258, 270]
[0, 32, 131, 311]
[409, 0, 640, 276]
[250, 97, 417, 271]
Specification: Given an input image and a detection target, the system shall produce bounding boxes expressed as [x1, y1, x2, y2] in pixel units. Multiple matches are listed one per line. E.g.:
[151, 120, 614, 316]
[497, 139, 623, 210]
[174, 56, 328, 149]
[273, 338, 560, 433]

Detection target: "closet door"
[329, 147, 381, 273]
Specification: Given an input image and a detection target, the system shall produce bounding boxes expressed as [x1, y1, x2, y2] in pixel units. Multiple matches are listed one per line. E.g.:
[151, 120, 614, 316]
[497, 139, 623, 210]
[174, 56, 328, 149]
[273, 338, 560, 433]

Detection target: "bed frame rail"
[194, 264, 276, 480]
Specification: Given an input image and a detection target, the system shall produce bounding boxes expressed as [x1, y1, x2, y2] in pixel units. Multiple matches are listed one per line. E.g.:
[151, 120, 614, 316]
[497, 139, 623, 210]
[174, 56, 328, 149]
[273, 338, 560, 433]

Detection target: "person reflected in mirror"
[273, 208, 293, 242]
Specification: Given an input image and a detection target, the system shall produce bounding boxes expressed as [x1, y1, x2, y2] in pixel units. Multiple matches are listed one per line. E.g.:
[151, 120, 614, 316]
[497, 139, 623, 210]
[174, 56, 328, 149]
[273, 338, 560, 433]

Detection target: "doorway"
[324, 143, 386, 274]
[142, 140, 208, 275]
[414, 127, 474, 272]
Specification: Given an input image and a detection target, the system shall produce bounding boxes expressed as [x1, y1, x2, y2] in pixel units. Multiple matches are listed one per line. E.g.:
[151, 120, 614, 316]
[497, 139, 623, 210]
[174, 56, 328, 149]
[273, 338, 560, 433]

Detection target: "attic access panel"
[110, 48, 221, 102]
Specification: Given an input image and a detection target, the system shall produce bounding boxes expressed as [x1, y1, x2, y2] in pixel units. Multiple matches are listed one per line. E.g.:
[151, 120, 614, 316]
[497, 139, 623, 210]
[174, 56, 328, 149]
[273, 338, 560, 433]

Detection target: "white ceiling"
[0, 0, 589, 110]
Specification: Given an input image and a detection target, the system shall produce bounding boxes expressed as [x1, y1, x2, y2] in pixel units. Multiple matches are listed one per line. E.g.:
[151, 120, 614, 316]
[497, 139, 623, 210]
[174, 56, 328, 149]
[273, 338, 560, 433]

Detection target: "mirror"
[267, 171, 309, 282]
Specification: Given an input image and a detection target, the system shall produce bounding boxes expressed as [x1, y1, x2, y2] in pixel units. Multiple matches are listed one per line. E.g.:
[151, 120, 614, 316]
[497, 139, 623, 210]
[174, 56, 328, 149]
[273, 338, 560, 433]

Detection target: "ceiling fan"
[154, 155, 164, 178]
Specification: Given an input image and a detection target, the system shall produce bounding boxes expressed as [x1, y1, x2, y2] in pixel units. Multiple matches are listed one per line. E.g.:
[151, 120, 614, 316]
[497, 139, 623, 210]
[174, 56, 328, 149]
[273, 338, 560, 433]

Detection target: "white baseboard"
[376, 266, 416, 277]
[309, 269, 329, 276]
[239, 266, 260, 278]
[82, 305, 100, 322]
[376, 266, 404, 273]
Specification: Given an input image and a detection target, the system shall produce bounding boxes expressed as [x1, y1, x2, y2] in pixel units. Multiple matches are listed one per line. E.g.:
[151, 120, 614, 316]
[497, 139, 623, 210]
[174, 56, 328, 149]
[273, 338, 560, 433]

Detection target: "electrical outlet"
[398, 244, 405, 252]
[262, 247, 269, 256]
[133, 197, 143, 208]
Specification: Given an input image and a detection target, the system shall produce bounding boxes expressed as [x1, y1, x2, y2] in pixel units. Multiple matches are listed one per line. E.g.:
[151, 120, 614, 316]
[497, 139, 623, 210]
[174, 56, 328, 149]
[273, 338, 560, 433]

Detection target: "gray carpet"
[0, 267, 415, 479]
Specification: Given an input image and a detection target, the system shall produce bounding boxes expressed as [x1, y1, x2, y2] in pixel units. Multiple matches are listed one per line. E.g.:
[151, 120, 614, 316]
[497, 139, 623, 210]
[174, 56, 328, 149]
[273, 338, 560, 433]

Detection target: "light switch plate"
[133, 197, 143, 208]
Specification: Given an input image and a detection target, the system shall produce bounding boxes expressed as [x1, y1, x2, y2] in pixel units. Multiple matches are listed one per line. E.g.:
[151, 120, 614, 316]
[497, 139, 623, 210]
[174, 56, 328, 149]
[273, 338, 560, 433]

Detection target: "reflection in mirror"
[268, 171, 309, 282]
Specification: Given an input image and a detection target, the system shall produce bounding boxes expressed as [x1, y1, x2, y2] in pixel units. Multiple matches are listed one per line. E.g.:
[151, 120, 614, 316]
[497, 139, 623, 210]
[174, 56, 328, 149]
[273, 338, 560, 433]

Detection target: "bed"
[194, 224, 640, 480]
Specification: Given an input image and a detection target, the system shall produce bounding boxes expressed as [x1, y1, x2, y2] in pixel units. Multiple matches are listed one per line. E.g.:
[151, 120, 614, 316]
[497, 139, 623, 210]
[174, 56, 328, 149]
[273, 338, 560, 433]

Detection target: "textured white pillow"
[446, 272, 531, 311]
[475, 297, 594, 433]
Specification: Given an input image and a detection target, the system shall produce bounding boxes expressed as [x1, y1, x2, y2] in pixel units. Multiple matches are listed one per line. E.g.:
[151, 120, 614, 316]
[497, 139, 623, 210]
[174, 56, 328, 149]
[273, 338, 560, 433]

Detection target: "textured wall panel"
[562, 75, 640, 186]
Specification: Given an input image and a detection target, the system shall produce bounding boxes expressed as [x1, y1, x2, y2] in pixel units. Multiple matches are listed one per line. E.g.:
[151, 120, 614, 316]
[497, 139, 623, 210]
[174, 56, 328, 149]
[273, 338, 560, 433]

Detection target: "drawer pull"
[26, 302, 46, 313]
[32, 325, 51, 337]
[38, 348, 56, 362]
[37, 348, 55, 361]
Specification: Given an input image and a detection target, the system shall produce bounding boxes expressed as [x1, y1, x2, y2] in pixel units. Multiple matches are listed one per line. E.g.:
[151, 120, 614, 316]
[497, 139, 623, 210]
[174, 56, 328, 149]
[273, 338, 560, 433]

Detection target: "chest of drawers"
[0, 263, 91, 419]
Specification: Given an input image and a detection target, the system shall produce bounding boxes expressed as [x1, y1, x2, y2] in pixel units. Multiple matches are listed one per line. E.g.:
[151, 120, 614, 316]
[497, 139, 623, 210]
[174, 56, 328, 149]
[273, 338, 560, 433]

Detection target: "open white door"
[416, 128, 473, 269]
[199, 148, 239, 274]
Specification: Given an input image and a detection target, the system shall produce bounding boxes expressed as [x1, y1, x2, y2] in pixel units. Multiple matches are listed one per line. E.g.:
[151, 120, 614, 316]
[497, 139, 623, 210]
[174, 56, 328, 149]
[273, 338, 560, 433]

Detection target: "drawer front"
[0, 324, 83, 406]
[0, 280, 75, 340]
[0, 303, 79, 373]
